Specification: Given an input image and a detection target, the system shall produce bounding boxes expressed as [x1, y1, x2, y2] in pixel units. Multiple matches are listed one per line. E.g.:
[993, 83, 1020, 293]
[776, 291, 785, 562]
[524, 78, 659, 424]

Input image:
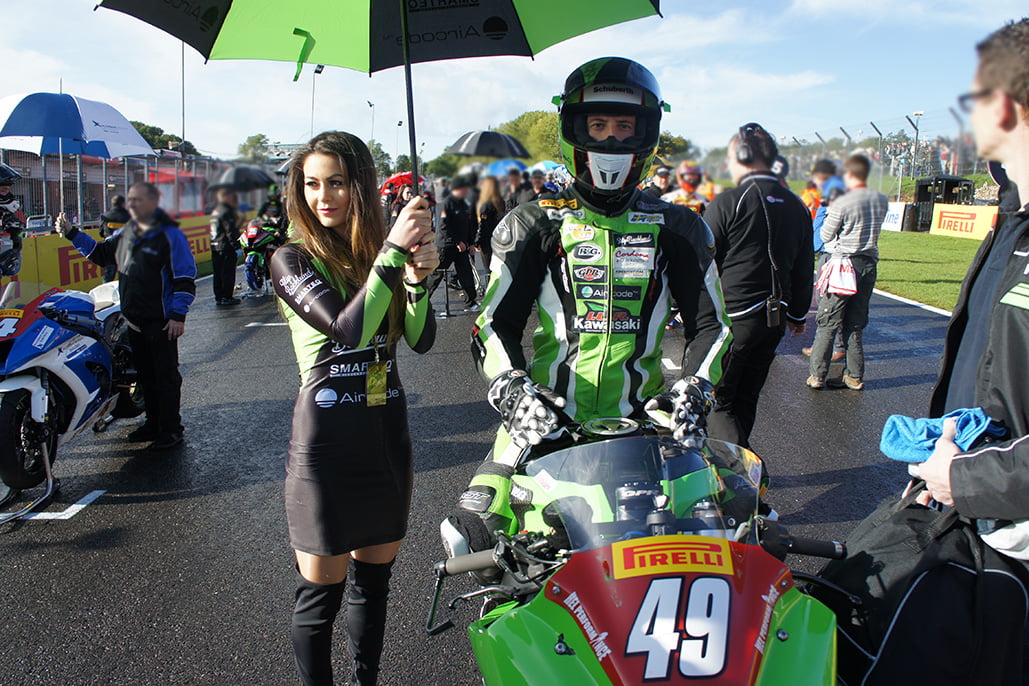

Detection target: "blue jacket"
[72, 208, 196, 324]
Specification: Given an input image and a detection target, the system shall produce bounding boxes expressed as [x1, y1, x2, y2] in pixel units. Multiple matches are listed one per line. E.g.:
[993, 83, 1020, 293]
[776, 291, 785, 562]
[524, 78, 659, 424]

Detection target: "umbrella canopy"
[445, 131, 529, 159]
[0, 92, 155, 158]
[210, 165, 275, 192]
[488, 159, 527, 178]
[97, 0, 661, 194]
[380, 171, 426, 193]
[530, 160, 561, 173]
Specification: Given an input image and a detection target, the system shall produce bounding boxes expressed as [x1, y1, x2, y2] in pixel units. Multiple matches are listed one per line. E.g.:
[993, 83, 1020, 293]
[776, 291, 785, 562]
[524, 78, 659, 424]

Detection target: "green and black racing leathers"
[465, 186, 733, 531]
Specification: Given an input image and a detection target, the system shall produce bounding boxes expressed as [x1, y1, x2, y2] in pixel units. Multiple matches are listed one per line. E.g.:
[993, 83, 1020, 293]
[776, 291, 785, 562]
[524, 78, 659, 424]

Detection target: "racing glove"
[487, 369, 568, 449]
[644, 375, 715, 442]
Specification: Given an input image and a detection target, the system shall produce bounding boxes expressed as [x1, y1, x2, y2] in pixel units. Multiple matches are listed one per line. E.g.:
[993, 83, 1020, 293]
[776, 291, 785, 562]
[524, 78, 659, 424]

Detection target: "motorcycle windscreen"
[523, 435, 727, 550]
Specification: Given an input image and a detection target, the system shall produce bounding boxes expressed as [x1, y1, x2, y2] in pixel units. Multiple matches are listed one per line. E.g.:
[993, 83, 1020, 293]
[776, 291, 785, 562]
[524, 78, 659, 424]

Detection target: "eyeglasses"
[957, 88, 994, 113]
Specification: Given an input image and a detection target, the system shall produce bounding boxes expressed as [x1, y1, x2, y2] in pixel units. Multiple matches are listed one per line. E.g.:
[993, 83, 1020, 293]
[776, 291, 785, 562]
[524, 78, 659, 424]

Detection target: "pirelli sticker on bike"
[612, 536, 734, 579]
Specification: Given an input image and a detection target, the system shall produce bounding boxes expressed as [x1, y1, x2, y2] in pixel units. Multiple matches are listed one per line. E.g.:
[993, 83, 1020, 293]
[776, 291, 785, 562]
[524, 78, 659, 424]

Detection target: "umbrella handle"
[400, 1, 419, 187]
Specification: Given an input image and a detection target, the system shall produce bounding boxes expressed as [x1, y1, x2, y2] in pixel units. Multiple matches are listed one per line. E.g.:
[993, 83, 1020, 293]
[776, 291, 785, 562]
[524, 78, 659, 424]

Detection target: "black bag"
[812, 481, 1029, 686]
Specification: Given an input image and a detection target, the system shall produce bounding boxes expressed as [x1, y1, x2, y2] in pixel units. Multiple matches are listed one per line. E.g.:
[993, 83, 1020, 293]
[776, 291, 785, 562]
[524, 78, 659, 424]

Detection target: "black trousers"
[128, 321, 183, 437]
[427, 245, 477, 305]
[211, 247, 237, 301]
[706, 308, 785, 449]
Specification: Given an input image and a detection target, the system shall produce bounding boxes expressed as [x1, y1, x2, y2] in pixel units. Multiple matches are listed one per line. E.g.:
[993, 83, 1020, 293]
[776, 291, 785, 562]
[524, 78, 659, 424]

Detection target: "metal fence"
[0, 149, 234, 231]
[701, 106, 988, 201]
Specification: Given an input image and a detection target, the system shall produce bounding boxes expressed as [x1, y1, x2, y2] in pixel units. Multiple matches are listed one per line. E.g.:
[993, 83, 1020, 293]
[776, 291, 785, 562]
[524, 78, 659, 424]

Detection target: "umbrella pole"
[399, 0, 419, 190]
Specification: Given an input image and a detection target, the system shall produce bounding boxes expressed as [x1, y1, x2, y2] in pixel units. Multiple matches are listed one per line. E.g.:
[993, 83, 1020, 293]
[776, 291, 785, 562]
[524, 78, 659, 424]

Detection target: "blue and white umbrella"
[0, 92, 155, 158]
[487, 158, 527, 178]
[0, 92, 155, 213]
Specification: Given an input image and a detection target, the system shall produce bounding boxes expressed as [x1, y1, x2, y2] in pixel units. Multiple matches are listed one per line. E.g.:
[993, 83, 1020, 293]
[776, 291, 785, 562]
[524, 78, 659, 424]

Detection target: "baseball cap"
[530, 169, 545, 178]
[654, 167, 671, 176]
[451, 175, 472, 190]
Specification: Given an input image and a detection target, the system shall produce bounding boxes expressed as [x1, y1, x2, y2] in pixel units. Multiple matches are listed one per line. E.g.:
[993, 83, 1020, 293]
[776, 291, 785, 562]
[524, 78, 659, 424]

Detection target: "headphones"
[736, 122, 766, 165]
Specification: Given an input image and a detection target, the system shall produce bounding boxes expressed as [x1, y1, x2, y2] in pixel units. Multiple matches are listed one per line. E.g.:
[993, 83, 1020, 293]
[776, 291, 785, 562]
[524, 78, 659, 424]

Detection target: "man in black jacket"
[210, 188, 240, 306]
[918, 18, 1029, 558]
[702, 123, 813, 449]
[427, 175, 478, 310]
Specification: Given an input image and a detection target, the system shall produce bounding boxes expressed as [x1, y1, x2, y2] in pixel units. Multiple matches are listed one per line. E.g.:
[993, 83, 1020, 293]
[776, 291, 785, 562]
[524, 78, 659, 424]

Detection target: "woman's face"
[400, 186, 413, 201]
[303, 152, 351, 233]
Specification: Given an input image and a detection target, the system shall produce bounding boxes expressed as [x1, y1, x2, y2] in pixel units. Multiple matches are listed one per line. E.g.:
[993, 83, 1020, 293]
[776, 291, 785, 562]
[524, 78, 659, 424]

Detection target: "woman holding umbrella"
[270, 131, 438, 686]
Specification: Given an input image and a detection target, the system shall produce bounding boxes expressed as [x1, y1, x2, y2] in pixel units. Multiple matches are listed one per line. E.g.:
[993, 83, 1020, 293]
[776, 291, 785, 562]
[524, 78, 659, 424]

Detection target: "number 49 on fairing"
[627, 576, 731, 680]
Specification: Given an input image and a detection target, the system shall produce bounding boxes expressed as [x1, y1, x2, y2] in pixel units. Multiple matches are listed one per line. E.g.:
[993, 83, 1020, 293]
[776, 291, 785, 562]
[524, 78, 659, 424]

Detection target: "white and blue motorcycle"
[0, 281, 143, 522]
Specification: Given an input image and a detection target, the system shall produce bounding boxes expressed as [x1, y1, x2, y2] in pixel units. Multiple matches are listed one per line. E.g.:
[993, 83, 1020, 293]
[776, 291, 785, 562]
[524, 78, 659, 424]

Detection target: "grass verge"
[876, 231, 980, 312]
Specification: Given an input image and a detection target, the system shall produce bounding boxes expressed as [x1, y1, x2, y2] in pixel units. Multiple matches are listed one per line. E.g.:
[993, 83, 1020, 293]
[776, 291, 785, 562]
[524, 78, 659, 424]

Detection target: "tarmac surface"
[0, 266, 947, 685]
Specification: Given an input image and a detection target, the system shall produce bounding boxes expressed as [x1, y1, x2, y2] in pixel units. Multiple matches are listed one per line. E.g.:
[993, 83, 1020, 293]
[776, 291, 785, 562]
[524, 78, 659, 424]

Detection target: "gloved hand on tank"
[644, 375, 715, 440]
[487, 369, 569, 448]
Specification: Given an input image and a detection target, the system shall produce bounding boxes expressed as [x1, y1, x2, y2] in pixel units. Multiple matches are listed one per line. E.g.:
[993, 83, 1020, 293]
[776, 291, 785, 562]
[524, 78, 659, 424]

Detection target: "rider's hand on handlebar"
[644, 375, 714, 441]
[488, 370, 569, 448]
[387, 196, 433, 253]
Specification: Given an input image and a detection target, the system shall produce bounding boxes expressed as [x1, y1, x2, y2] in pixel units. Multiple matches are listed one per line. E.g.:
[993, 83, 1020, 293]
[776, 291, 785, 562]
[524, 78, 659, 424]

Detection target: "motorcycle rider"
[450, 57, 733, 547]
[0, 167, 24, 276]
[257, 183, 287, 236]
[662, 160, 709, 215]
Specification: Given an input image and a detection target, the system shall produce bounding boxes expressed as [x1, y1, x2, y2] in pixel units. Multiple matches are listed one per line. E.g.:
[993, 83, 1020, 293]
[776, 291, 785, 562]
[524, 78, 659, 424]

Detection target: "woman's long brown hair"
[476, 176, 505, 218]
[284, 131, 405, 346]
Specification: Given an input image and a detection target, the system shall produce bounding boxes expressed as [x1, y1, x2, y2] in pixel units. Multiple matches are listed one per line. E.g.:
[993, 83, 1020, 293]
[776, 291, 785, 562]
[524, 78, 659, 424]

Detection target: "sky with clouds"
[6, 1, 1026, 162]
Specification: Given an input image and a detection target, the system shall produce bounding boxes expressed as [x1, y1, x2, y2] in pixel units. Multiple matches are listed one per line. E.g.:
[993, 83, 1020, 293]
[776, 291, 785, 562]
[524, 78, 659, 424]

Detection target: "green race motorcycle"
[428, 419, 855, 685]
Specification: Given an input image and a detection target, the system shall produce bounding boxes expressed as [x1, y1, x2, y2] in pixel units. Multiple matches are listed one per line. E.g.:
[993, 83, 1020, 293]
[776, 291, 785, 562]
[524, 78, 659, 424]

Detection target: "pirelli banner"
[0, 215, 216, 293]
[929, 204, 998, 241]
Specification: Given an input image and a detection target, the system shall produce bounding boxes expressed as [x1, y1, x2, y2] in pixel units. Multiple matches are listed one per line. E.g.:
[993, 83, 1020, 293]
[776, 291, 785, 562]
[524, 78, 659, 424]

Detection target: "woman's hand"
[387, 195, 432, 251]
[405, 235, 439, 284]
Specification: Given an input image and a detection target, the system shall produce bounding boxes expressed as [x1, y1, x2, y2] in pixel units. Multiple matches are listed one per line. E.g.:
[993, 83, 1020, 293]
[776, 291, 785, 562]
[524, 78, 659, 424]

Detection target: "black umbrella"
[445, 131, 529, 159]
[210, 165, 274, 191]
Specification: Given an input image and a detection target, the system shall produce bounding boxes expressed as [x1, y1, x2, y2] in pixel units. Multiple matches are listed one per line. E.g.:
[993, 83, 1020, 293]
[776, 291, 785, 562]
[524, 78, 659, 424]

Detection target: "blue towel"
[879, 408, 1007, 463]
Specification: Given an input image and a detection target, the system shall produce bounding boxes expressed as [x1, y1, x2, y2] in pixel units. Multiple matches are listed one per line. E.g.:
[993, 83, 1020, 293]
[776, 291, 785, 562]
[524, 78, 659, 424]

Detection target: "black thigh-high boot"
[346, 559, 395, 686]
[292, 569, 346, 686]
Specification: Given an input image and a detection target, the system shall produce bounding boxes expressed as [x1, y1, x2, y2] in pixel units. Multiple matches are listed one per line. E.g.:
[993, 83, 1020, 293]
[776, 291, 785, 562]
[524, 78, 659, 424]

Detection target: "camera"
[765, 296, 782, 328]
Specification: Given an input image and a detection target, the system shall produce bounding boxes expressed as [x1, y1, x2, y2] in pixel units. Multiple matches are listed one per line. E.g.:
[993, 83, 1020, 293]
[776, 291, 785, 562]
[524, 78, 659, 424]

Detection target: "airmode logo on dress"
[315, 389, 338, 408]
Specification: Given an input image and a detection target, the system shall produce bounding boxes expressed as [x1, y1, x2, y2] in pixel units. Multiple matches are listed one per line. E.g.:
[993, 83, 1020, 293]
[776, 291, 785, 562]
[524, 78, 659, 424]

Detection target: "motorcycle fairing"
[472, 534, 835, 685]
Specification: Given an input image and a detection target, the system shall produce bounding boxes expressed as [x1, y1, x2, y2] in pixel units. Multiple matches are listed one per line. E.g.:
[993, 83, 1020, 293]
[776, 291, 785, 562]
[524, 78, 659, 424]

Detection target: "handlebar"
[435, 549, 498, 577]
[786, 535, 846, 560]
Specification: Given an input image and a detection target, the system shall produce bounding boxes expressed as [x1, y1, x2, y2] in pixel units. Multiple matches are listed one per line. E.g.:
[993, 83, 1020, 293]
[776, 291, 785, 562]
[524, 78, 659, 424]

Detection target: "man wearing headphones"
[703, 124, 814, 449]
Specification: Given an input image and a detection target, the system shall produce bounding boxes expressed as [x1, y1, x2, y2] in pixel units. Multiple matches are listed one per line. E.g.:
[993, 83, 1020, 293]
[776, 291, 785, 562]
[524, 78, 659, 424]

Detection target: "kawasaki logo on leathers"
[571, 301, 642, 333]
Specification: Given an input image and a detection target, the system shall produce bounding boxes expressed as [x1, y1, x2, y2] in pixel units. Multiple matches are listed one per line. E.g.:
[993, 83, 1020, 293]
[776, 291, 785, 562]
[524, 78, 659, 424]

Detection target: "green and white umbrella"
[97, 0, 661, 182]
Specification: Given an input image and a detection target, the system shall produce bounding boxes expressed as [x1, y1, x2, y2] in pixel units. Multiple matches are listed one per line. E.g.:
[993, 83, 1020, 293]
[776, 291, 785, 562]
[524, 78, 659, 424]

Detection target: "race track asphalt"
[0, 267, 946, 685]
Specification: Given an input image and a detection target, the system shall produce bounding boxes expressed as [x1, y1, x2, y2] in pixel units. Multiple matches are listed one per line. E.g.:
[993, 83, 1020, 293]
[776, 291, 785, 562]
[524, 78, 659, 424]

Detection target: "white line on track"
[873, 289, 952, 317]
[22, 489, 106, 520]
[245, 322, 288, 327]
[662, 358, 680, 370]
